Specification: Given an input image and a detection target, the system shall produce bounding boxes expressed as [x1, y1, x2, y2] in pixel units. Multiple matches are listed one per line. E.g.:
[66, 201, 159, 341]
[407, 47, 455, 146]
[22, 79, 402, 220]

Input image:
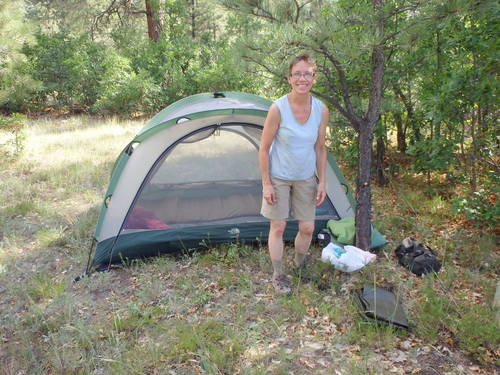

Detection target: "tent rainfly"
[89, 92, 357, 270]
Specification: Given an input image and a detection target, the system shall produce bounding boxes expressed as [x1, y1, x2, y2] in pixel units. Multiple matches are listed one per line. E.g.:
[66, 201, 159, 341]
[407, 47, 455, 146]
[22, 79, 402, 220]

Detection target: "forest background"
[0, 0, 498, 374]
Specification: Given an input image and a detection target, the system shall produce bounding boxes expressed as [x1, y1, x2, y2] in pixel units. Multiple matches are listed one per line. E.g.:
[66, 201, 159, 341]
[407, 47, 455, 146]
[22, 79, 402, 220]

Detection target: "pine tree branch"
[318, 44, 359, 124]
[292, 0, 315, 23]
[314, 65, 361, 131]
[313, 90, 360, 132]
[241, 53, 282, 80]
[380, 15, 433, 45]
[92, 0, 145, 38]
[392, 84, 414, 119]
[221, 1, 278, 23]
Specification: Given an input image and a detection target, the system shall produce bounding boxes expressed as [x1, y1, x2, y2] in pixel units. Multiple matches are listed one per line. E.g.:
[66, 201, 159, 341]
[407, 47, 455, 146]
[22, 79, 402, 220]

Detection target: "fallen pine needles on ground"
[0, 116, 498, 374]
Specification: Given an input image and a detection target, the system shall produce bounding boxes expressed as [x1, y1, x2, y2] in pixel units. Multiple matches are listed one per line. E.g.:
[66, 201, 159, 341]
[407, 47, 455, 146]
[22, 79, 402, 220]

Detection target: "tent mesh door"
[124, 126, 264, 229]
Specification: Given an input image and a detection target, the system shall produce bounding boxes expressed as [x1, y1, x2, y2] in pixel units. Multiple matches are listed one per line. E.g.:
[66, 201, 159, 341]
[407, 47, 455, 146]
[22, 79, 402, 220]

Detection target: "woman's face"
[288, 60, 316, 95]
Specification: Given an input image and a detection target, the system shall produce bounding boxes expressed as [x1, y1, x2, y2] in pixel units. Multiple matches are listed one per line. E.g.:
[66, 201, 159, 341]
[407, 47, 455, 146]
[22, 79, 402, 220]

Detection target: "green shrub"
[453, 172, 500, 228]
[407, 137, 457, 177]
[0, 60, 41, 111]
[22, 32, 139, 110]
[92, 70, 160, 115]
[0, 112, 26, 155]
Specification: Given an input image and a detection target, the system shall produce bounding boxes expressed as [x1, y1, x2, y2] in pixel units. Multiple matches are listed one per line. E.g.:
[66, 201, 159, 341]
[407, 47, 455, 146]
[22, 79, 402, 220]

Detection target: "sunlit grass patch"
[22, 117, 142, 193]
[3, 200, 37, 217]
[25, 272, 65, 302]
[36, 226, 68, 248]
[164, 319, 245, 373]
[111, 303, 166, 335]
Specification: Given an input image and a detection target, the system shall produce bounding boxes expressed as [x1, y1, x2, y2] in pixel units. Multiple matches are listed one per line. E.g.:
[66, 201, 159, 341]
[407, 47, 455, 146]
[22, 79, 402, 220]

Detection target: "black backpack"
[395, 237, 442, 276]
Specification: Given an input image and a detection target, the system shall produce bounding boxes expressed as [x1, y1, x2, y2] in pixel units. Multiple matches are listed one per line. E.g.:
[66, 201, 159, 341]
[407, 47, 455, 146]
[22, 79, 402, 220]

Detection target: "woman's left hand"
[316, 182, 326, 206]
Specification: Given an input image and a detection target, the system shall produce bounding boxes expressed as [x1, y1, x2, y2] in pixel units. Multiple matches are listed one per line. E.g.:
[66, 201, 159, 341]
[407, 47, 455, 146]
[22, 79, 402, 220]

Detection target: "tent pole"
[85, 238, 97, 275]
[73, 238, 96, 282]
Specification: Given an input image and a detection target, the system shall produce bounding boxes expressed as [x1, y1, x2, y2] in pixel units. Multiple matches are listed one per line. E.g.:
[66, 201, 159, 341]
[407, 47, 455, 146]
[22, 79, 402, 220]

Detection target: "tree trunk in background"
[145, 0, 161, 41]
[190, 0, 196, 38]
[394, 112, 407, 153]
[376, 135, 388, 185]
[434, 30, 442, 138]
[470, 105, 478, 191]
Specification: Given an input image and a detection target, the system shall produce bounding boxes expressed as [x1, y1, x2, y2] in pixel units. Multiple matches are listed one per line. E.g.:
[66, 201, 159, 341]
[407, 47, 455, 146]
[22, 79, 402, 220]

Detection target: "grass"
[0, 115, 498, 374]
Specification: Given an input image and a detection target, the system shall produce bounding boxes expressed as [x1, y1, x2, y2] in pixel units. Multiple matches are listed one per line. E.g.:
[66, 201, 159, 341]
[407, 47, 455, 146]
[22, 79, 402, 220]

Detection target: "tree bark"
[376, 135, 388, 186]
[394, 111, 407, 153]
[434, 30, 442, 138]
[145, 0, 161, 41]
[191, 0, 196, 38]
[356, 127, 374, 250]
[354, 0, 385, 251]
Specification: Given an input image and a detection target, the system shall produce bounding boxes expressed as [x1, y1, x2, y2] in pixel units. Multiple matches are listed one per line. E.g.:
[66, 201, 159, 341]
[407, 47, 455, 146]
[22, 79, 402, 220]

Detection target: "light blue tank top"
[269, 94, 325, 180]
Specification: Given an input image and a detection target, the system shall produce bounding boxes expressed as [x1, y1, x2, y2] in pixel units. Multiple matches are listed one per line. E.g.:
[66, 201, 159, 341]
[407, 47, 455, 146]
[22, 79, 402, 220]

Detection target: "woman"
[259, 53, 329, 295]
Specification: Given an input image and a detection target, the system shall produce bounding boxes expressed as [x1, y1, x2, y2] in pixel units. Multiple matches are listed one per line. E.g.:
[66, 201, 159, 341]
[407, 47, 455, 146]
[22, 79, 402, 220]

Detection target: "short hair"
[288, 53, 317, 77]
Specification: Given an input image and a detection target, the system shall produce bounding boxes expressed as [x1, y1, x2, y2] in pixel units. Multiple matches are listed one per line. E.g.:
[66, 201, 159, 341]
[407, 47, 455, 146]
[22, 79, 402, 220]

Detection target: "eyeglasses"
[290, 71, 315, 80]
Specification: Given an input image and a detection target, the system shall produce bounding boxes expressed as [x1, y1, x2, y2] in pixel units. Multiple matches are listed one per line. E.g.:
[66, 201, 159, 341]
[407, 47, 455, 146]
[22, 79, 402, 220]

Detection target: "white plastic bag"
[321, 243, 376, 272]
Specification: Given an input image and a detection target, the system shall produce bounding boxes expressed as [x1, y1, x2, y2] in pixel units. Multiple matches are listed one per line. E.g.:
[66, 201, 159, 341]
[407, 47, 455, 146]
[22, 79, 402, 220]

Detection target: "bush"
[0, 112, 26, 156]
[92, 70, 160, 115]
[453, 172, 500, 228]
[0, 58, 41, 111]
[407, 137, 457, 177]
[22, 32, 138, 110]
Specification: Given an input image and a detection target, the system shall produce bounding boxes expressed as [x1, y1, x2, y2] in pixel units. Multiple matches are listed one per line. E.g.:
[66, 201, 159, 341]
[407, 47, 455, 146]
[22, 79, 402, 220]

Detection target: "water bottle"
[317, 228, 331, 247]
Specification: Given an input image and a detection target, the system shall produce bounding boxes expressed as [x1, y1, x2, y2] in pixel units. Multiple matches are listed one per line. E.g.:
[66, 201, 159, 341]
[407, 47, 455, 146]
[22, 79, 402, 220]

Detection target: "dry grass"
[0, 116, 498, 375]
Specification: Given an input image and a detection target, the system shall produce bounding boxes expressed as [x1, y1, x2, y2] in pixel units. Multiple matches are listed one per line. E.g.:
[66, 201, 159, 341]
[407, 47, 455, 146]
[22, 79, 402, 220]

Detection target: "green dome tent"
[88, 92, 357, 271]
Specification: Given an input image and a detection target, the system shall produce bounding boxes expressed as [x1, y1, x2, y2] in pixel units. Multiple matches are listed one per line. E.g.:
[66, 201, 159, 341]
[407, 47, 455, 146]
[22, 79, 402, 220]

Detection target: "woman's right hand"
[263, 183, 276, 205]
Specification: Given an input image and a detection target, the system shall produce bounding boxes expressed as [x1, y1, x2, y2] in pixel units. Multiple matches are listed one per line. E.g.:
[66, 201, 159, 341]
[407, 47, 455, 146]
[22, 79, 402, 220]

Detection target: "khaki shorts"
[261, 175, 317, 221]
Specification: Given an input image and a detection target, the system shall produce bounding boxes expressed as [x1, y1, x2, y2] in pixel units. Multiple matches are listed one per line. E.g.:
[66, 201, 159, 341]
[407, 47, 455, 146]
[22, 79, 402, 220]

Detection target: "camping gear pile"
[318, 217, 385, 272]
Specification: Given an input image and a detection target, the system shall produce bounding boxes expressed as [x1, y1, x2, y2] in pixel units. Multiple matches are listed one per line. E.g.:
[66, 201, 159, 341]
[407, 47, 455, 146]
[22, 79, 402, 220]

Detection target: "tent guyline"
[85, 91, 357, 273]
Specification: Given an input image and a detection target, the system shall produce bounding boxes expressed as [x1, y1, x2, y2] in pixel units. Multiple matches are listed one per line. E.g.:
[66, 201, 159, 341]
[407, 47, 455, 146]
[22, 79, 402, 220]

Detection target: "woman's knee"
[298, 221, 314, 236]
[270, 220, 286, 237]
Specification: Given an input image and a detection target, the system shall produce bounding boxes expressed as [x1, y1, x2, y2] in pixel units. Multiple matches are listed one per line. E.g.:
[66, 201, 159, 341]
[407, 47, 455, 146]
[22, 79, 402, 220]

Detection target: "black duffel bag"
[395, 237, 442, 276]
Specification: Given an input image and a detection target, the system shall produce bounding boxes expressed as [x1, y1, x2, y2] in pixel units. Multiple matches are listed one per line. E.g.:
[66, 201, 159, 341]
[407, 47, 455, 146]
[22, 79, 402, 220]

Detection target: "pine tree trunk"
[354, 0, 385, 251]
[394, 112, 407, 153]
[355, 125, 374, 250]
[470, 105, 478, 191]
[376, 135, 388, 185]
[145, 0, 161, 41]
[434, 30, 442, 138]
[191, 0, 196, 38]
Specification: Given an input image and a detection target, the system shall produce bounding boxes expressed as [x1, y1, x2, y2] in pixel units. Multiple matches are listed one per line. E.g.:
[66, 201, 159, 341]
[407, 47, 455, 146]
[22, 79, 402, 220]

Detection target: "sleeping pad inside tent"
[90, 92, 358, 269]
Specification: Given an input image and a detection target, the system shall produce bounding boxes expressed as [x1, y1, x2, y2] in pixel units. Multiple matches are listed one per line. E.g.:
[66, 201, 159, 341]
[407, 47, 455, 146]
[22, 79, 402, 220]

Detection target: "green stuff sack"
[327, 217, 356, 244]
[327, 218, 386, 248]
[353, 284, 409, 330]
